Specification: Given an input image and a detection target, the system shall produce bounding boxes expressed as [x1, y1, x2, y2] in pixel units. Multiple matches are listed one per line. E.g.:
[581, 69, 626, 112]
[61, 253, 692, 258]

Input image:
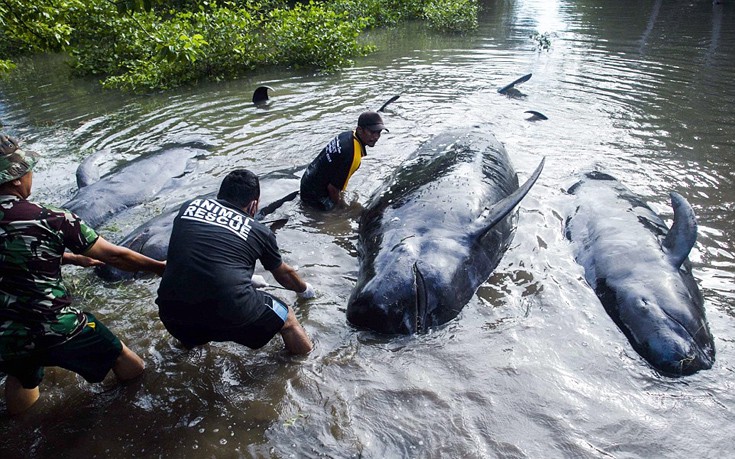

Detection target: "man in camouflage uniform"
[0, 134, 166, 415]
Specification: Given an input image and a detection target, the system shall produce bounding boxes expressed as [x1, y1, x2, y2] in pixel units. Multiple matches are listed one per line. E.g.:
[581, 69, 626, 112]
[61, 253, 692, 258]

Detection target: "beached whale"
[96, 167, 302, 281]
[346, 127, 544, 334]
[64, 146, 205, 228]
[565, 171, 715, 376]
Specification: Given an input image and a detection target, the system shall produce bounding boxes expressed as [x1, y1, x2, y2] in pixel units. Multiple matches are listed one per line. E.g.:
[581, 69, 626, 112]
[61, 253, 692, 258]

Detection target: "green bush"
[71, 4, 269, 90]
[324, 0, 426, 28]
[265, 1, 371, 70]
[423, 0, 478, 33]
[0, 0, 481, 91]
[0, 60, 16, 76]
[0, 0, 86, 53]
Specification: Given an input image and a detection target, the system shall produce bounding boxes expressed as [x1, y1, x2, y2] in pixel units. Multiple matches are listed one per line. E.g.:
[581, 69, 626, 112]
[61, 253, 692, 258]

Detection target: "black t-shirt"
[156, 197, 282, 325]
[300, 130, 365, 204]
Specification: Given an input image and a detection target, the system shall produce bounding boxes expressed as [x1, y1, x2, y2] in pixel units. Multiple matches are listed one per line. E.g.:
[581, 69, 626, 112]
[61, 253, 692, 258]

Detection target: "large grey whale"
[565, 171, 715, 376]
[346, 126, 544, 334]
[64, 145, 205, 228]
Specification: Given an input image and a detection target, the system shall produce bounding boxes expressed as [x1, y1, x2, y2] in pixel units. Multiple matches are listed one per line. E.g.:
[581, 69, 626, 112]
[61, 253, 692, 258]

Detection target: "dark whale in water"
[346, 127, 545, 334]
[252, 85, 274, 106]
[96, 167, 302, 281]
[565, 171, 715, 376]
[64, 146, 205, 228]
[498, 73, 532, 98]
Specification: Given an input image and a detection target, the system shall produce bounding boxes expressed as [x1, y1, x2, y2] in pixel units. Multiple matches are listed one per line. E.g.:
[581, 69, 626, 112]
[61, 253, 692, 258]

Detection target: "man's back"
[156, 197, 282, 324]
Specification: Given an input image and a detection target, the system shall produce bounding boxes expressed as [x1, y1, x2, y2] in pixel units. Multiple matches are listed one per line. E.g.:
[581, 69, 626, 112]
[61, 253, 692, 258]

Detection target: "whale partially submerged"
[346, 127, 544, 334]
[96, 167, 302, 281]
[565, 171, 715, 376]
[64, 146, 205, 228]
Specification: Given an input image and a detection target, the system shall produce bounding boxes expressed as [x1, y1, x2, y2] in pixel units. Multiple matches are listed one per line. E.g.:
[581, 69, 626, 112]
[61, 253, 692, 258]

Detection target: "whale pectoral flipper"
[498, 73, 533, 94]
[413, 262, 428, 333]
[662, 192, 698, 268]
[471, 157, 545, 240]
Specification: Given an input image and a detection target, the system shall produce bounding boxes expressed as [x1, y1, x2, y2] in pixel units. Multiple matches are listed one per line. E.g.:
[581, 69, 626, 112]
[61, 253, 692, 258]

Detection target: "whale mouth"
[413, 262, 428, 333]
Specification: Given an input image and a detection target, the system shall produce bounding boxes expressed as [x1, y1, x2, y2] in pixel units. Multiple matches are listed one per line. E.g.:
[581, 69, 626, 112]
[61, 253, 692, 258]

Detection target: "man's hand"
[297, 282, 316, 299]
[0, 135, 19, 155]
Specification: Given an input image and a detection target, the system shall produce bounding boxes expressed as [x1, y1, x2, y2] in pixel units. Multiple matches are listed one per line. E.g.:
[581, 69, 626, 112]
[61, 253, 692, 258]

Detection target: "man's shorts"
[301, 194, 335, 211]
[0, 312, 123, 389]
[160, 294, 289, 350]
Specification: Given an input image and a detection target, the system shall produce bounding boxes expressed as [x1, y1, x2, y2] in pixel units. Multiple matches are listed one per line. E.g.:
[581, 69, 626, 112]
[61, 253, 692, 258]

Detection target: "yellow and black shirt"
[300, 131, 366, 207]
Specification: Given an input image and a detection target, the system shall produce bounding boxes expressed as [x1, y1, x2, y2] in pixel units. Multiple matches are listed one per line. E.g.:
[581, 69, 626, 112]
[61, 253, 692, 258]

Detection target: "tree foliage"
[423, 0, 478, 33]
[0, 0, 480, 91]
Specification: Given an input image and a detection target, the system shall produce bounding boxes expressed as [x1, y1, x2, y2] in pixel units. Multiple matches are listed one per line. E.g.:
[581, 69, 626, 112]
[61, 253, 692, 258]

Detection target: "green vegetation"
[1, 0, 480, 91]
[530, 31, 553, 51]
[325, 0, 426, 28]
[423, 0, 478, 33]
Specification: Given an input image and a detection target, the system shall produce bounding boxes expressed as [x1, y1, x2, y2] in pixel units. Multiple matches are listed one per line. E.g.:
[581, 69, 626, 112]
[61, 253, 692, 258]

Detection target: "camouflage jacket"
[0, 195, 99, 361]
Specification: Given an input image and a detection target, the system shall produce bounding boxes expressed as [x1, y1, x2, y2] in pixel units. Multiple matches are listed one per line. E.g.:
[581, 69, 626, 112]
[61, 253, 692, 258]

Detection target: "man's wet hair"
[217, 169, 260, 208]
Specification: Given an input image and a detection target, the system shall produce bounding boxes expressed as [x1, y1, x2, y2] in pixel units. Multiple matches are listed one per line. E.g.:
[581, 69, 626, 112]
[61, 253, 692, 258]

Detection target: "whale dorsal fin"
[252, 85, 274, 106]
[472, 157, 545, 241]
[662, 192, 697, 268]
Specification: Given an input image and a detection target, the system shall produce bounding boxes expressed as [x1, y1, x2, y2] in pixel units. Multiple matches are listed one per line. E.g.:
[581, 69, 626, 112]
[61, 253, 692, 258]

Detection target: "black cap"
[357, 111, 389, 132]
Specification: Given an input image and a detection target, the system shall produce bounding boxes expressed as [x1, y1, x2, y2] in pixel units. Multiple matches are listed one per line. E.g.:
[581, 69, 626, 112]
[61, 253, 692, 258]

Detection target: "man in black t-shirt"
[300, 111, 388, 211]
[156, 169, 314, 354]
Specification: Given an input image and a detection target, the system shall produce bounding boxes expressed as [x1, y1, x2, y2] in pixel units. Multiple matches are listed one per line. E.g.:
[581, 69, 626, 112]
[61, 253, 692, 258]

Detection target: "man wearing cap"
[0, 134, 166, 415]
[300, 111, 388, 211]
[156, 169, 314, 355]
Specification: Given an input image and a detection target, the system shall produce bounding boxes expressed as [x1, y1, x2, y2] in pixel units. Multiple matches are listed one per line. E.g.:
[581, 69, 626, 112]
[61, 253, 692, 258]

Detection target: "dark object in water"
[252, 86, 274, 106]
[346, 126, 544, 334]
[525, 111, 548, 121]
[498, 73, 532, 95]
[377, 95, 400, 112]
[64, 146, 203, 228]
[565, 171, 715, 376]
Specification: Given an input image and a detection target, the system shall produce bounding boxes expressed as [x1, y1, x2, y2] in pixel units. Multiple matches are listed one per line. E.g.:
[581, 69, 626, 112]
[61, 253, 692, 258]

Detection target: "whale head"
[626, 279, 715, 376]
[347, 236, 477, 335]
[597, 264, 715, 377]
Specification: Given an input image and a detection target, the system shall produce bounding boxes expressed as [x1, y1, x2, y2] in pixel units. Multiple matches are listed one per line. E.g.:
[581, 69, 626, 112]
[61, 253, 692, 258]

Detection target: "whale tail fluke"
[662, 192, 698, 268]
[471, 157, 545, 241]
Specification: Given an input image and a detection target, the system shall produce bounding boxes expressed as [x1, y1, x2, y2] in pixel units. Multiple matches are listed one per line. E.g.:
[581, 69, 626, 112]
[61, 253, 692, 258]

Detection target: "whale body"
[565, 171, 715, 376]
[64, 146, 204, 228]
[346, 127, 544, 334]
[95, 167, 302, 281]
